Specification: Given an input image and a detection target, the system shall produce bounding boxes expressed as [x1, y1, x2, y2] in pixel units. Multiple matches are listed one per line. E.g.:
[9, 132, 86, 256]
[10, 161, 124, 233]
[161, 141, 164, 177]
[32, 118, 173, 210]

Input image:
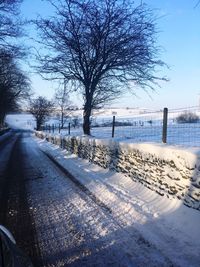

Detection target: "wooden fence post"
[60, 137, 63, 148]
[162, 108, 168, 143]
[58, 124, 60, 134]
[112, 116, 115, 138]
[68, 122, 71, 135]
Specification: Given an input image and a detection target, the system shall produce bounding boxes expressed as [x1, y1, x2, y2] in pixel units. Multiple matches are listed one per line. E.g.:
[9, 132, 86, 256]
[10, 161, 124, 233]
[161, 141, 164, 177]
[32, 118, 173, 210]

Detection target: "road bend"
[0, 130, 173, 267]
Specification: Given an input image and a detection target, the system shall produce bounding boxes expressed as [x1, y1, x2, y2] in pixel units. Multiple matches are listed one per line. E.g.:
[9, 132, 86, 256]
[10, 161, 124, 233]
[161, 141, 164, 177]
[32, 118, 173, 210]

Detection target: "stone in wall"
[35, 132, 200, 211]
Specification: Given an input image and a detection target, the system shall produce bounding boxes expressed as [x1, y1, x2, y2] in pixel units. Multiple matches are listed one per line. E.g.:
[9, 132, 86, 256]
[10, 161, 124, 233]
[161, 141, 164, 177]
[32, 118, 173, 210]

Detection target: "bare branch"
[35, 0, 167, 134]
[0, 49, 31, 125]
[29, 96, 54, 130]
[194, 0, 200, 8]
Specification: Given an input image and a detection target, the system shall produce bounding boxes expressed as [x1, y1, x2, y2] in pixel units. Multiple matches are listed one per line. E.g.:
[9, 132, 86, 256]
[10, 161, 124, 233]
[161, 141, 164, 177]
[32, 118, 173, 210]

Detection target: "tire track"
[43, 151, 112, 215]
[0, 132, 43, 266]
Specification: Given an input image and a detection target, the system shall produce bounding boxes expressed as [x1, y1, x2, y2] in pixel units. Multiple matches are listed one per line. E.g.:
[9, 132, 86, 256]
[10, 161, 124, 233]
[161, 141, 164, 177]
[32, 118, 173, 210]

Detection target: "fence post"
[60, 137, 63, 148]
[68, 122, 71, 135]
[49, 124, 51, 133]
[52, 124, 54, 133]
[58, 124, 60, 134]
[112, 116, 115, 138]
[162, 108, 168, 143]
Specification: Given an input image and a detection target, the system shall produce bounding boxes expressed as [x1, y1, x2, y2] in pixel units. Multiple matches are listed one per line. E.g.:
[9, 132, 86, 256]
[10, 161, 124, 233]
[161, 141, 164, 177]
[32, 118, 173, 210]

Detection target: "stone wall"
[36, 131, 200, 210]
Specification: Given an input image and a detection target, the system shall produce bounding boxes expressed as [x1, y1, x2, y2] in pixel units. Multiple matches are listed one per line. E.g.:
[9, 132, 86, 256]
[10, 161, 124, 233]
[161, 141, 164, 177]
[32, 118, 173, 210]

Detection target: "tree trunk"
[61, 111, 64, 129]
[0, 113, 6, 128]
[36, 119, 42, 131]
[83, 102, 92, 135]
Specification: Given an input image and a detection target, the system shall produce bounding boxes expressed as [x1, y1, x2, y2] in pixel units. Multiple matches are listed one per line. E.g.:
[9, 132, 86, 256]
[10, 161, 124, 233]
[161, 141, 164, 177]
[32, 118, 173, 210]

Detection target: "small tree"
[35, 0, 166, 135]
[29, 96, 54, 130]
[54, 81, 72, 129]
[71, 116, 80, 128]
[176, 112, 199, 124]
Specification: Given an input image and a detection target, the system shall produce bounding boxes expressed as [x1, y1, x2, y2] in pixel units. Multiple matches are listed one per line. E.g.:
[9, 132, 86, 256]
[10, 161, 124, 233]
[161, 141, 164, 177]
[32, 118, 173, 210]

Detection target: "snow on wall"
[36, 131, 200, 210]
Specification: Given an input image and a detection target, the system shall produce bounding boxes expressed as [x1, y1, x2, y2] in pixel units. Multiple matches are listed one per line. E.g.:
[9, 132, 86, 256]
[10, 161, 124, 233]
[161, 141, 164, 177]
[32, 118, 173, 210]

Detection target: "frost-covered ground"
[53, 123, 200, 147]
[35, 136, 200, 267]
[5, 108, 200, 147]
[40, 107, 200, 147]
[5, 113, 36, 130]
[3, 113, 200, 265]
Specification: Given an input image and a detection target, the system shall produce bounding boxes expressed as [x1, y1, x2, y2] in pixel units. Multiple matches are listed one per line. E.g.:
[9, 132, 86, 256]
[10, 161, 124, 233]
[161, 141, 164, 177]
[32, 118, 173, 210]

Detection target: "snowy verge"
[35, 136, 200, 267]
[35, 132, 200, 210]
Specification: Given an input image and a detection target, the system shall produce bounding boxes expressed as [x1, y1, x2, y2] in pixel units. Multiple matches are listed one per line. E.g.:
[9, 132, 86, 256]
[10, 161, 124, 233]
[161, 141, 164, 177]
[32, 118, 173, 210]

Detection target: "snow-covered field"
[3, 111, 200, 265]
[5, 113, 36, 130]
[35, 136, 200, 267]
[5, 107, 200, 147]
[47, 107, 200, 147]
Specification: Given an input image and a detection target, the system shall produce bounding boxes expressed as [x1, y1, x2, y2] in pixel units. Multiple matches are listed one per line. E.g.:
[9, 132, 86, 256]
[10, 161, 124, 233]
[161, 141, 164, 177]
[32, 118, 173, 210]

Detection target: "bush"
[176, 112, 199, 123]
[97, 121, 133, 127]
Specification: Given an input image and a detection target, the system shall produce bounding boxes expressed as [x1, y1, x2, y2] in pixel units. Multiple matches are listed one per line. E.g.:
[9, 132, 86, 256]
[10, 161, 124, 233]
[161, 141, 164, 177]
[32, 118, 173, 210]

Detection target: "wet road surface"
[0, 131, 173, 267]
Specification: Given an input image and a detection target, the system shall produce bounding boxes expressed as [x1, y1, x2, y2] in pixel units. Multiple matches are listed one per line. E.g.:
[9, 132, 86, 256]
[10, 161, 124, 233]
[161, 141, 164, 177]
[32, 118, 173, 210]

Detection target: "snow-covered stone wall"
[36, 132, 200, 211]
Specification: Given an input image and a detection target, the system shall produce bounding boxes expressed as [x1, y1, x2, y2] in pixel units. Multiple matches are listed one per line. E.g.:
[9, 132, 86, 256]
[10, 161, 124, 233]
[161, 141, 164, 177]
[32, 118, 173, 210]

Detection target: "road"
[0, 130, 174, 267]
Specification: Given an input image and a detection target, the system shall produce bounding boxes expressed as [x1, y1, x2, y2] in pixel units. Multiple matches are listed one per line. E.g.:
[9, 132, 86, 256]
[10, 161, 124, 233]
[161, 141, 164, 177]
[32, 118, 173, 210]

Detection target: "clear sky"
[20, 0, 200, 110]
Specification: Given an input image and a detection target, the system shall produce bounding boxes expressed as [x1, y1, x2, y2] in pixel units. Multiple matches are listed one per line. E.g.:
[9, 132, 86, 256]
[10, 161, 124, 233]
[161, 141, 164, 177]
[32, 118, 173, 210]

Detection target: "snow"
[35, 135, 200, 267]
[51, 134, 200, 171]
[5, 113, 36, 130]
[46, 107, 200, 147]
[118, 141, 200, 169]
[2, 110, 200, 265]
[4, 108, 200, 147]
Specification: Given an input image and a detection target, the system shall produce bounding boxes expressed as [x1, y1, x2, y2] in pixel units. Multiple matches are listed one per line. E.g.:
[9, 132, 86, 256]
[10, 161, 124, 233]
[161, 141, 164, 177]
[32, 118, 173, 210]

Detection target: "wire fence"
[167, 106, 200, 146]
[91, 110, 164, 142]
[43, 106, 200, 147]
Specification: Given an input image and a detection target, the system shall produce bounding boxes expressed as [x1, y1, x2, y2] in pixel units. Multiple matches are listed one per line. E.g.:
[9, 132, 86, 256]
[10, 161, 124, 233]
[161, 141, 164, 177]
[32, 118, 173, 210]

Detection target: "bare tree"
[0, 0, 28, 127]
[29, 96, 54, 131]
[54, 80, 72, 128]
[0, 0, 22, 51]
[71, 116, 80, 128]
[35, 0, 166, 135]
[0, 49, 30, 127]
[194, 0, 200, 8]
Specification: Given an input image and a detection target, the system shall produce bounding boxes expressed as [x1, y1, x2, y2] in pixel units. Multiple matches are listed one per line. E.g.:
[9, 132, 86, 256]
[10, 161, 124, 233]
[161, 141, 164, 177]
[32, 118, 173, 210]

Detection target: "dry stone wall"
[36, 131, 200, 211]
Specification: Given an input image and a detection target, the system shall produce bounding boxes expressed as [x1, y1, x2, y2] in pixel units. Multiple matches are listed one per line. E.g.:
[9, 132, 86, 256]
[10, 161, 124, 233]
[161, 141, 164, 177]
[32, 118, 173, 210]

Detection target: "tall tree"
[29, 96, 54, 130]
[35, 0, 166, 135]
[0, 0, 22, 52]
[54, 80, 72, 129]
[0, 1, 30, 127]
[0, 49, 30, 127]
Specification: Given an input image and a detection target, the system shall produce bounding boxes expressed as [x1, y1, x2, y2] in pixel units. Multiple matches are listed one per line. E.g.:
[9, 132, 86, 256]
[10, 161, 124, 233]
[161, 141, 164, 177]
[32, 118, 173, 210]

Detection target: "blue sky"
[20, 0, 200, 110]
